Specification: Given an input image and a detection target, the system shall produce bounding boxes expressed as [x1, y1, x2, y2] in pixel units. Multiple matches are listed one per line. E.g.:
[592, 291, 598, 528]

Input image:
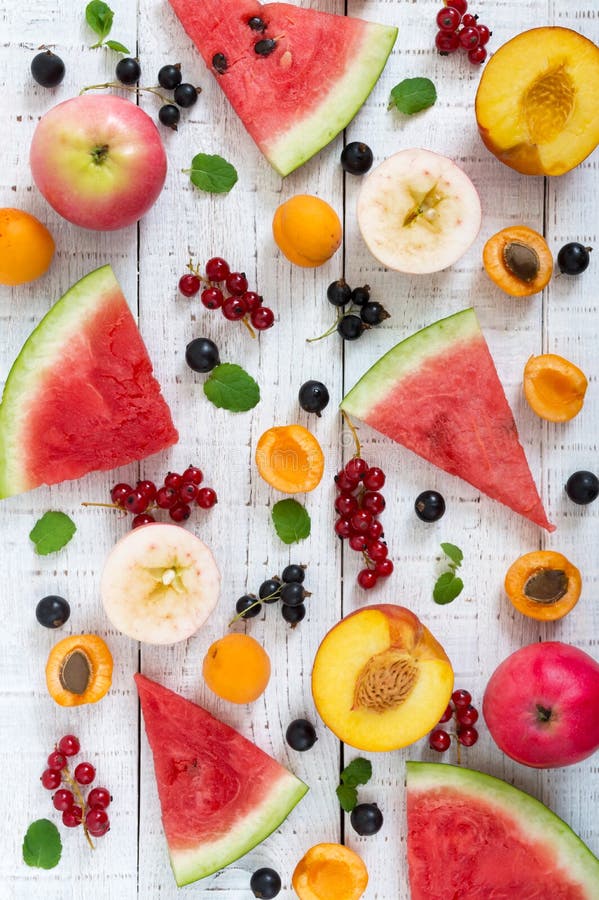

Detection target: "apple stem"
[79, 82, 172, 105]
[341, 409, 362, 458]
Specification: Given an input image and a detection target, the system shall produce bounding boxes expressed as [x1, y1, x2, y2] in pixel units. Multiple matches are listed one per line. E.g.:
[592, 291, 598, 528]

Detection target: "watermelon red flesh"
[406, 762, 599, 899]
[168, 0, 397, 175]
[135, 674, 308, 886]
[0, 266, 177, 498]
[341, 308, 554, 531]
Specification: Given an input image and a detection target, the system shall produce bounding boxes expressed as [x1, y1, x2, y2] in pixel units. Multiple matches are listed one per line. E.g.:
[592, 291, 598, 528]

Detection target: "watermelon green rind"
[172, 773, 308, 885]
[406, 762, 599, 897]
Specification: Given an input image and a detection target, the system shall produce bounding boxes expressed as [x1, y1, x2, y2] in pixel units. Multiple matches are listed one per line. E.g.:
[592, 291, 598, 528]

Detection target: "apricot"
[483, 226, 553, 297]
[523, 354, 588, 422]
[475, 27, 599, 176]
[0, 208, 55, 285]
[292, 843, 368, 900]
[255, 425, 324, 493]
[311, 604, 454, 752]
[505, 550, 582, 621]
[202, 633, 270, 704]
[272, 194, 342, 267]
[46, 634, 113, 707]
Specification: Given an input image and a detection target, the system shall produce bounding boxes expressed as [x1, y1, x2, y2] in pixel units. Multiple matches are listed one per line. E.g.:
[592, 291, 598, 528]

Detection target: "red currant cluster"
[429, 689, 480, 752]
[109, 465, 217, 528]
[179, 257, 275, 333]
[334, 457, 393, 590]
[40, 734, 111, 845]
[435, 0, 492, 64]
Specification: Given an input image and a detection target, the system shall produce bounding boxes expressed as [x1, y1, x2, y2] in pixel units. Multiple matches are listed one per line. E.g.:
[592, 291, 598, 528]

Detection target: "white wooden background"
[1, 1, 598, 898]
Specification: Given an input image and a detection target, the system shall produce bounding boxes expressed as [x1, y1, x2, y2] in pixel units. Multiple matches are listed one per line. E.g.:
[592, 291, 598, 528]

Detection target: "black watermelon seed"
[255, 38, 277, 56]
[248, 16, 267, 31]
[212, 53, 228, 74]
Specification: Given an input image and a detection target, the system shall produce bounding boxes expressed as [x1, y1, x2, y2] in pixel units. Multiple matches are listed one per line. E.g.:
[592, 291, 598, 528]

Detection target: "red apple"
[30, 94, 167, 231]
[483, 641, 599, 768]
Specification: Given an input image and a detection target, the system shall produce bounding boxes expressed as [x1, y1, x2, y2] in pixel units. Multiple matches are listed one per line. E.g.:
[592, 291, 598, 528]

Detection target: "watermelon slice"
[0, 266, 177, 498]
[341, 308, 554, 531]
[406, 762, 599, 898]
[135, 673, 308, 885]
[168, 0, 397, 176]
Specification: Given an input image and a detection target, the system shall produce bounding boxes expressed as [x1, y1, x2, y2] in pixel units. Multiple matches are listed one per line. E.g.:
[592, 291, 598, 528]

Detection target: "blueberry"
[36, 595, 70, 629]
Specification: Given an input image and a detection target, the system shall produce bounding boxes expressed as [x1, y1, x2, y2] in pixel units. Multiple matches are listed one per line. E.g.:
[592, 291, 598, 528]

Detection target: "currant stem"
[241, 316, 257, 339]
[341, 409, 362, 458]
[228, 597, 262, 626]
[79, 82, 171, 104]
[306, 313, 344, 343]
[62, 766, 94, 850]
[81, 501, 124, 510]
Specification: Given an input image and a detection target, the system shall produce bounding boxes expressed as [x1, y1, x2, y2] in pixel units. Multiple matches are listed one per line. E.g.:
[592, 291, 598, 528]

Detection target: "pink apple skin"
[483, 641, 599, 768]
[30, 94, 167, 231]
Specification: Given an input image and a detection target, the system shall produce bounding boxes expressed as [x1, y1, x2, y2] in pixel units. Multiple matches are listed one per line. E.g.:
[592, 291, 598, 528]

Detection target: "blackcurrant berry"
[158, 64, 182, 89]
[35, 595, 70, 629]
[31, 50, 65, 88]
[557, 243, 592, 275]
[298, 380, 330, 416]
[350, 803, 384, 836]
[115, 58, 141, 85]
[327, 278, 352, 307]
[259, 579, 281, 603]
[285, 718, 317, 751]
[360, 301, 389, 326]
[236, 595, 261, 619]
[185, 338, 220, 373]
[337, 315, 365, 341]
[351, 285, 370, 306]
[158, 104, 180, 130]
[174, 83, 198, 108]
[281, 564, 305, 584]
[281, 602, 306, 625]
[340, 141, 373, 175]
[250, 868, 281, 899]
[414, 490, 446, 522]
[565, 470, 599, 505]
[280, 582, 306, 607]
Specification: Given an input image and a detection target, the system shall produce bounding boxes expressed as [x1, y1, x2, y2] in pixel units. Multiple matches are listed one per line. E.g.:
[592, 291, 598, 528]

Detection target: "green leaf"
[440, 542, 463, 567]
[271, 499, 311, 545]
[188, 153, 238, 194]
[105, 39, 130, 53]
[340, 757, 372, 787]
[22, 819, 62, 869]
[336, 784, 358, 813]
[203, 363, 260, 412]
[29, 511, 76, 556]
[85, 0, 114, 41]
[390, 77, 437, 115]
[433, 572, 464, 605]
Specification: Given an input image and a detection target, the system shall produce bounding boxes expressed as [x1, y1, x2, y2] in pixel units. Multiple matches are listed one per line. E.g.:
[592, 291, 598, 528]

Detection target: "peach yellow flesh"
[311, 605, 453, 752]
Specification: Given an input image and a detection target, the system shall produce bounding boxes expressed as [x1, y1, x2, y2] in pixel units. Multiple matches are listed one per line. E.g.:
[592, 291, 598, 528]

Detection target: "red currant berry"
[136, 480, 156, 502]
[334, 517, 353, 538]
[179, 482, 199, 503]
[62, 806, 83, 827]
[375, 558, 394, 577]
[345, 457, 369, 480]
[438, 704, 453, 724]
[155, 486, 178, 509]
[367, 540, 388, 561]
[363, 467, 385, 491]
[205, 257, 230, 282]
[132, 513, 155, 528]
[429, 729, 451, 752]
[41, 769, 62, 790]
[178, 273, 201, 297]
[86, 808, 110, 837]
[457, 725, 479, 747]
[461, 13, 478, 27]
[446, 0, 467, 14]
[88, 787, 112, 810]
[349, 534, 368, 552]
[170, 503, 191, 522]
[436, 6, 461, 31]
[222, 296, 246, 320]
[47, 751, 67, 771]
[367, 519, 384, 541]
[335, 470, 359, 492]
[335, 493, 358, 517]
[164, 472, 183, 490]
[351, 510, 374, 533]
[225, 271, 249, 295]
[124, 489, 148, 514]
[58, 735, 80, 756]
[468, 46, 487, 64]
[357, 569, 378, 590]
[196, 487, 218, 509]
[435, 30, 460, 53]
[201, 286, 224, 309]
[476, 24, 491, 45]
[459, 26, 480, 48]
[74, 762, 96, 785]
[111, 482, 132, 506]
[251, 306, 275, 330]
[456, 704, 479, 726]
[182, 466, 203, 484]
[362, 491, 385, 515]
[240, 291, 262, 312]
[452, 689, 472, 708]
[53, 789, 75, 811]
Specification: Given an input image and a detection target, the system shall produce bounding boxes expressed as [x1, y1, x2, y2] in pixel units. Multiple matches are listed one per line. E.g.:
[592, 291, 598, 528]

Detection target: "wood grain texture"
[0, 0, 597, 898]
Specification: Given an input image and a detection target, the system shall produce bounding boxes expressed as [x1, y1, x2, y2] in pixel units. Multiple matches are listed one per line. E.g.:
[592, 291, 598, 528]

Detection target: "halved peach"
[311, 605, 453, 752]
[476, 27, 599, 176]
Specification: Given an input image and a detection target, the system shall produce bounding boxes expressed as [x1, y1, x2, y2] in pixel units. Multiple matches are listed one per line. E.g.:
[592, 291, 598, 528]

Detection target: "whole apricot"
[272, 194, 342, 267]
[0, 208, 55, 285]
[202, 633, 270, 704]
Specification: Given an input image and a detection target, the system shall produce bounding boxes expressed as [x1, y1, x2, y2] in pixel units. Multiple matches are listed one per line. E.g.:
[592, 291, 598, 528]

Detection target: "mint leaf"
[30, 511, 76, 556]
[433, 572, 464, 605]
[441, 542, 463, 567]
[203, 363, 260, 412]
[23, 819, 62, 869]
[341, 757, 372, 787]
[188, 153, 238, 194]
[336, 784, 358, 813]
[390, 77, 437, 115]
[105, 39, 130, 53]
[271, 499, 311, 545]
[85, 0, 114, 41]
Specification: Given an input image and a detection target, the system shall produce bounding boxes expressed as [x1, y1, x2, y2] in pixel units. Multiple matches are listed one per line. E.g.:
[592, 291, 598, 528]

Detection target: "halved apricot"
[46, 634, 113, 707]
[256, 425, 324, 493]
[483, 226, 552, 297]
[272, 195, 342, 267]
[505, 550, 582, 621]
[292, 843, 368, 900]
[523, 354, 588, 422]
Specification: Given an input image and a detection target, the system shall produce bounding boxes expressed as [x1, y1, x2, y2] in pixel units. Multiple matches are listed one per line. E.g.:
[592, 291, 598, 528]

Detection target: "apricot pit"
[46, 634, 113, 707]
[483, 226, 552, 297]
[505, 551, 582, 621]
